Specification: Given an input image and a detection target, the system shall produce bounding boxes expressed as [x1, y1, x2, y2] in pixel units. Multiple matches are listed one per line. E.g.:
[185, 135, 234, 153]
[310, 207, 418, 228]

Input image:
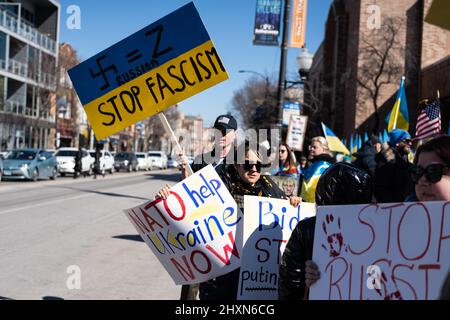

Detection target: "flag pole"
[158, 113, 194, 176]
[391, 76, 406, 130]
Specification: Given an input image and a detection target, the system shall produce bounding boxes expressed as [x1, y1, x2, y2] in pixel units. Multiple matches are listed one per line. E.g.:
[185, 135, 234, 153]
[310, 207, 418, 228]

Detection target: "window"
[0, 31, 6, 62]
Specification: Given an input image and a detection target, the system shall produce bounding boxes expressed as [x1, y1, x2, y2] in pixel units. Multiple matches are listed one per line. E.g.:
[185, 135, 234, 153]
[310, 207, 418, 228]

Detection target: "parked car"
[2, 149, 58, 181]
[0, 157, 3, 182]
[114, 152, 138, 172]
[135, 152, 152, 171]
[167, 155, 179, 168]
[148, 151, 168, 169]
[55, 148, 94, 176]
[88, 150, 115, 175]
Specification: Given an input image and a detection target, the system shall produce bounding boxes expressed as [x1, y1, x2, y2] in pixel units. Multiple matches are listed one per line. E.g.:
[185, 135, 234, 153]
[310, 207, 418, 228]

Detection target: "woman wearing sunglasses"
[156, 141, 301, 300]
[409, 135, 450, 202]
[197, 141, 302, 300]
[275, 143, 299, 178]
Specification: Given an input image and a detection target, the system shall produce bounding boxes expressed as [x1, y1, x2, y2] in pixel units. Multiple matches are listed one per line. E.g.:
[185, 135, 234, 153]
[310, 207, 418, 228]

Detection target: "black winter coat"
[353, 141, 378, 177]
[199, 175, 287, 300]
[374, 146, 414, 203]
[278, 216, 316, 300]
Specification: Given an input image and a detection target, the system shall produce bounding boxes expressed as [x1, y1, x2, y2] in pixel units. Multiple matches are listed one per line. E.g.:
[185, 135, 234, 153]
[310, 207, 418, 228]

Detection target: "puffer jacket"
[278, 216, 316, 300]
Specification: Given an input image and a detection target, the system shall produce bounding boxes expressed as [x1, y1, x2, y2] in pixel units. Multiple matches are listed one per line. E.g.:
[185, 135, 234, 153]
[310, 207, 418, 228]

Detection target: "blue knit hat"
[388, 129, 411, 146]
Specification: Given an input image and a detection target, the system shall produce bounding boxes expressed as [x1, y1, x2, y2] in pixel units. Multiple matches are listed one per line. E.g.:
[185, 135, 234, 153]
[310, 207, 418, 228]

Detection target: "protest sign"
[286, 115, 308, 151]
[310, 202, 450, 300]
[271, 176, 300, 197]
[282, 102, 301, 126]
[69, 2, 228, 140]
[124, 165, 243, 285]
[238, 195, 316, 299]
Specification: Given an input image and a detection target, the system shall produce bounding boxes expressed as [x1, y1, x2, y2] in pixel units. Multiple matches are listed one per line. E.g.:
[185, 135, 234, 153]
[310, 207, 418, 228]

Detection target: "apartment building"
[0, 0, 60, 151]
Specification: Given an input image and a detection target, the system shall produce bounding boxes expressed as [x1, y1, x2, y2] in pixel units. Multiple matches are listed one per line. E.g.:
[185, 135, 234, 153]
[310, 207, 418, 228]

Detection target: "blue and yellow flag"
[387, 77, 409, 132]
[321, 123, 350, 155]
[363, 132, 369, 143]
[300, 160, 331, 203]
[383, 129, 389, 143]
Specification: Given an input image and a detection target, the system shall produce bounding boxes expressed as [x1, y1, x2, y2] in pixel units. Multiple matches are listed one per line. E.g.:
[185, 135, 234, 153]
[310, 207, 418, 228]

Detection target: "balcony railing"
[2, 99, 34, 117]
[1, 99, 54, 122]
[0, 58, 56, 89]
[0, 9, 57, 54]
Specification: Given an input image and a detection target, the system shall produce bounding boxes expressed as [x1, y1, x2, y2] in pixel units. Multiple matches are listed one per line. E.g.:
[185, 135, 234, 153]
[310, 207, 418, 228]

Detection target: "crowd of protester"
[156, 114, 450, 301]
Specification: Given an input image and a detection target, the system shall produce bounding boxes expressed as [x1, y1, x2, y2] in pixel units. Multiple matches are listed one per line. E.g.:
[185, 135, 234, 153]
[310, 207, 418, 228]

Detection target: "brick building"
[55, 42, 81, 148]
[307, 0, 450, 139]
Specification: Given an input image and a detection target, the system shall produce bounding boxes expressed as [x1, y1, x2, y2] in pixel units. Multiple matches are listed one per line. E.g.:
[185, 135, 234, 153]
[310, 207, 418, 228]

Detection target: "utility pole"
[276, 0, 291, 139]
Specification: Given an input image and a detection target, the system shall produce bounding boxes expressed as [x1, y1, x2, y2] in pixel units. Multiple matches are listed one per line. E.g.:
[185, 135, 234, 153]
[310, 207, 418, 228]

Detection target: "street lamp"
[296, 47, 313, 81]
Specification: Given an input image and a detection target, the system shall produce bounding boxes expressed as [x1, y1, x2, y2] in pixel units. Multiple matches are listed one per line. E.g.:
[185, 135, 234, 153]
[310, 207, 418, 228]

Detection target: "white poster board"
[286, 115, 308, 151]
[310, 202, 450, 300]
[282, 102, 301, 126]
[124, 165, 243, 285]
[238, 195, 316, 299]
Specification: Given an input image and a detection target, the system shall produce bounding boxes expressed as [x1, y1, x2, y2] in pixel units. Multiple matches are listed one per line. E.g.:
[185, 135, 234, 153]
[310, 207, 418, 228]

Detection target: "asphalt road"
[0, 169, 183, 300]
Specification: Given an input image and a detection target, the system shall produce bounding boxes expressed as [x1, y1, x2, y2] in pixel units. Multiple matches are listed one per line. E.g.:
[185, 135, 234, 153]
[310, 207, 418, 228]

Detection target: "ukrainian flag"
[364, 132, 369, 143]
[387, 77, 409, 132]
[321, 123, 350, 155]
[350, 135, 357, 160]
[300, 160, 332, 203]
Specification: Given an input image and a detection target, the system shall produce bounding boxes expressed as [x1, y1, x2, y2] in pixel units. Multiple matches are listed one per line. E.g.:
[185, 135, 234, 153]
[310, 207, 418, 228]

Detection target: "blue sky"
[59, 0, 332, 127]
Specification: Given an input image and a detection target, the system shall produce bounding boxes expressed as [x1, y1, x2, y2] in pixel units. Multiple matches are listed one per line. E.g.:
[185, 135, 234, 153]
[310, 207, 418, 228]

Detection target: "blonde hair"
[311, 136, 332, 156]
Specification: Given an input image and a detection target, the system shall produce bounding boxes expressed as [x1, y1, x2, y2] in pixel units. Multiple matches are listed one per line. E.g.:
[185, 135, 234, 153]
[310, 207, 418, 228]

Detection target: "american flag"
[415, 99, 441, 140]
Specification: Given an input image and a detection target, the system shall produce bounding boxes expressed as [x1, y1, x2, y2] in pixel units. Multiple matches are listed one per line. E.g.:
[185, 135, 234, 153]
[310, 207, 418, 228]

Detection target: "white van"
[148, 151, 168, 170]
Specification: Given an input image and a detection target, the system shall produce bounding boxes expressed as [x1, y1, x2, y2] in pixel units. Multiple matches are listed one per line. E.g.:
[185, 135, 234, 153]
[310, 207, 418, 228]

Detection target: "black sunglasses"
[410, 164, 449, 184]
[242, 161, 262, 173]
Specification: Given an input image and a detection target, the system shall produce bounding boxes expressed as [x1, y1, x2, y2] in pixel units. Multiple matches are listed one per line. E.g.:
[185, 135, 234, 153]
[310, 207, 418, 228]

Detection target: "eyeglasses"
[242, 161, 262, 173]
[410, 164, 449, 184]
[279, 150, 287, 154]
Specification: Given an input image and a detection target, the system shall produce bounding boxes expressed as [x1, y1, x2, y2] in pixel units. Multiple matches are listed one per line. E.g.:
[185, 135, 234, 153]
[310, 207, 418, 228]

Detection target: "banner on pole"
[289, 0, 308, 48]
[310, 202, 450, 300]
[253, 0, 282, 46]
[69, 2, 228, 140]
[238, 196, 316, 299]
[124, 165, 243, 285]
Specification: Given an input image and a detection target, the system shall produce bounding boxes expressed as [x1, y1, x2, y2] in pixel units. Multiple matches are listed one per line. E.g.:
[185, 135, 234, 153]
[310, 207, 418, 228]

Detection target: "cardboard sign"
[282, 102, 301, 126]
[272, 176, 300, 197]
[238, 196, 316, 300]
[286, 115, 308, 151]
[124, 165, 243, 285]
[310, 202, 450, 300]
[69, 2, 228, 140]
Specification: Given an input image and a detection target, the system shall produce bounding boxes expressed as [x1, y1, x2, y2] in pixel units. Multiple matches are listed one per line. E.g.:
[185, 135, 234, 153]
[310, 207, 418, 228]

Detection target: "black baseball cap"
[213, 114, 238, 131]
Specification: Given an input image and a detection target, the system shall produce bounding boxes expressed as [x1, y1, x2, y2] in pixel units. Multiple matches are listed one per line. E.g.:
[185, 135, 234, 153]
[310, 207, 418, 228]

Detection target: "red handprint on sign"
[321, 214, 346, 258]
[375, 271, 404, 300]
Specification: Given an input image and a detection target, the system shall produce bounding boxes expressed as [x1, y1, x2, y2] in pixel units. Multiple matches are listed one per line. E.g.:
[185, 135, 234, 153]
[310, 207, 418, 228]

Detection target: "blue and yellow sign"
[69, 3, 229, 140]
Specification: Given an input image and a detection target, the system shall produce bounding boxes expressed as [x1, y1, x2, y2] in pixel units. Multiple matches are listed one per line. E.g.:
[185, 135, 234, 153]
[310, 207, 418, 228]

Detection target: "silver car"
[2, 149, 58, 181]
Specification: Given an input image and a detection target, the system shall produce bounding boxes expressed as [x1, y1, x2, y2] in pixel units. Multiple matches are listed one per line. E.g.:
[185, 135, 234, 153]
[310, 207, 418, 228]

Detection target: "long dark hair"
[279, 143, 297, 170]
[414, 135, 450, 165]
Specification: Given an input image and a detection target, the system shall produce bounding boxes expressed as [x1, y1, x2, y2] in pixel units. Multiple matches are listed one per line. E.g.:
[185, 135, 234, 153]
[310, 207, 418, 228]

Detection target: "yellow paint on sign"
[84, 40, 228, 140]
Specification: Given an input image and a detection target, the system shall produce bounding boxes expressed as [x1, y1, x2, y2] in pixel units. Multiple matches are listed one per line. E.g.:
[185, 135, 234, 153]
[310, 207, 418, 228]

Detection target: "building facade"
[307, 0, 450, 139]
[55, 42, 81, 148]
[0, 0, 59, 151]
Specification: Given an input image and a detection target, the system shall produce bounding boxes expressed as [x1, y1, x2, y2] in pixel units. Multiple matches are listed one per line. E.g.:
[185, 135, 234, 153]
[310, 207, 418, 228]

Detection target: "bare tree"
[357, 17, 405, 133]
[231, 77, 277, 130]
